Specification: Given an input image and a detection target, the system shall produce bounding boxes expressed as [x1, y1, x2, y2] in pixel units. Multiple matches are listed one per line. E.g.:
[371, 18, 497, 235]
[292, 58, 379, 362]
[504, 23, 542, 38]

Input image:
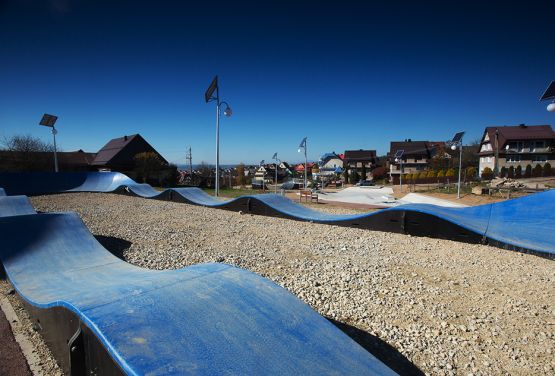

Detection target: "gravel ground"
[22, 193, 555, 375]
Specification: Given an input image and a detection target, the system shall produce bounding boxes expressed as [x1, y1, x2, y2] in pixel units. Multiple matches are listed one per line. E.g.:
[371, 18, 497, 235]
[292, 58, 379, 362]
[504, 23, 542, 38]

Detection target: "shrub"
[419, 171, 428, 180]
[515, 165, 522, 178]
[437, 170, 445, 178]
[524, 164, 532, 178]
[446, 168, 455, 178]
[481, 167, 493, 180]
[508, 166, 514, 178]
[500, 166, 508, 178]
[544, 162, 552, 176]
[466, 166, 477, 180]
[427, 170, 436, 178]
[533, 164, 543, 177]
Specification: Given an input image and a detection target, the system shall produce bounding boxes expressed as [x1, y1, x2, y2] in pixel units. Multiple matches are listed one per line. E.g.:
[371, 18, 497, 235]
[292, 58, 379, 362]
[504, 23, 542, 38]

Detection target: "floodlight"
[548, 103, 555, 112]
[506, 145, 510, 150]
[451, 144, 457, 151]
[223, 105, 232, 117]
[298, 148, 301, 153]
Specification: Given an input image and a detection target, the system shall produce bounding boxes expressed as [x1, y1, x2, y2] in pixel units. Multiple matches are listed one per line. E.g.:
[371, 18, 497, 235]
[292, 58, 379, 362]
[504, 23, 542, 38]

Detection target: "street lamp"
[447, 131, 465, 199]
[298, 137, 307, 188]
[272, 152, 281, 194]
[540, 80, 555, 112]
[205, 76, 232, 197]
[394, 149, 404, 192]
[259, 159, 265, 192]
[39, 114, 59, 172]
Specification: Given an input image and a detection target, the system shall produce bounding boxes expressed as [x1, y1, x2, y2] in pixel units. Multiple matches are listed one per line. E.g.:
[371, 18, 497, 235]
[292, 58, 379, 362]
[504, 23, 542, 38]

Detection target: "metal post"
[52, 126, 59, 172]
[275, 162, 278, 194]
[304, 143, 307, 189]
[399, 161, 402, 192]
[457, 142, 462, 199]
[215, 100, 220, 197]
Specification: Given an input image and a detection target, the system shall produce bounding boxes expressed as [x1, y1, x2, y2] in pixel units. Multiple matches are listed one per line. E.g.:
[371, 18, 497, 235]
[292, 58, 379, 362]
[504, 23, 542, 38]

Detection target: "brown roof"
[482, 124, 554, 150]
[343, 149, 376, 161]
[92, 134, 139, 165]
[389, 141, 431, 157]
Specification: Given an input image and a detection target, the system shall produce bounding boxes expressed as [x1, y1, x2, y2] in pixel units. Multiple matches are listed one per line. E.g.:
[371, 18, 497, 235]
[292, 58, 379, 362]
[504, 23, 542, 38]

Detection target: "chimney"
[124, 135, 128, 141]
[408, 138, 412, 142]
[519, 124, 526, 128]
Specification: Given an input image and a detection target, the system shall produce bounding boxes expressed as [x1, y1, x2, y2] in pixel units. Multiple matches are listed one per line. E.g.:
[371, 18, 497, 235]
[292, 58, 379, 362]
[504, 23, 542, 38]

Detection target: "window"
[533, 155, 547, 162]
[506, 155, 521, 163]
[533, 141, 546, 152]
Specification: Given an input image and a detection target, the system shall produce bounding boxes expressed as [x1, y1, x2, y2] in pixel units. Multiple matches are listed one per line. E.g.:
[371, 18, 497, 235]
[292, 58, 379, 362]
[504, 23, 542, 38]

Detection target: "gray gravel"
[24, 193, 555, 375]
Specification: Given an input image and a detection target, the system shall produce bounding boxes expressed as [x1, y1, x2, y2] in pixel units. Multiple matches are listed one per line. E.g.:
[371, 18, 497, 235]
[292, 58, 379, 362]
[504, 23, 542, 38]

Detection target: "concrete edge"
[0, 295, 43, 375]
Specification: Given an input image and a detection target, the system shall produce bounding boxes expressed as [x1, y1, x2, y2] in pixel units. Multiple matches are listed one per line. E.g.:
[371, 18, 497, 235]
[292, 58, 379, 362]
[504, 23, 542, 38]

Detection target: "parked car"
[251, 180, 267, 190]
[356, 179, 375, 186]
[280, 181, 300, 190]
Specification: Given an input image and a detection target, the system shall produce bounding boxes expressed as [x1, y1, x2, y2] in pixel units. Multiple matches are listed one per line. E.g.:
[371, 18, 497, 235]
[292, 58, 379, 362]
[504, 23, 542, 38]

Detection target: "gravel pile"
[24, 193, 555, 375]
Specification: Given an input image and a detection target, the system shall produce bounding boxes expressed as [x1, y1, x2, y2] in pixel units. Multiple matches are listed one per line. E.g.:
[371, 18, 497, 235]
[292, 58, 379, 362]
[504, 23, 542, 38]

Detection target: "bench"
[299, 189, 318, 203]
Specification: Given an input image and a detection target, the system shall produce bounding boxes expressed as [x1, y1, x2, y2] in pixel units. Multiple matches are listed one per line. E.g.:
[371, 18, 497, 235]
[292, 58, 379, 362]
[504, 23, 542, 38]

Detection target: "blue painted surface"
[0, 196, 37, 217]
[0, 172, 553, 256]
[0, 211, 396, 375]
[0, 187, 5, 196]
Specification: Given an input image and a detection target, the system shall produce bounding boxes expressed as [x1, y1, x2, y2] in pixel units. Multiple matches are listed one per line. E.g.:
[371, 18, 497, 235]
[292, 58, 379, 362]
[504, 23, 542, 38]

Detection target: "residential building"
[478, 124, 555, 176]
[91, 134, 168, 173]
[317, 152, 344, 178]
[343, 149, 376, 179]
[388, 140, 442, 178]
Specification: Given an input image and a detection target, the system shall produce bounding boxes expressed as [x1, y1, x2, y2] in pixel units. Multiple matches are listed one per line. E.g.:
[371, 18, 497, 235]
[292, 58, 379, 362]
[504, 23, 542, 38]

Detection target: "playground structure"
[0, 172, 553, 258]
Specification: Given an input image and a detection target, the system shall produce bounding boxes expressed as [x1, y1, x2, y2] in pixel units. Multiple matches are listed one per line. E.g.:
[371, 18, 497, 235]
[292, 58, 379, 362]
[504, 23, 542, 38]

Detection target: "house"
[317, 152, 344, 178]
[343, 149, 376, 179]
[0, 149, 97, 172]
[478, 124, 555, 176]
[389, 140, 444, 178]
[91, 134, 168, 173]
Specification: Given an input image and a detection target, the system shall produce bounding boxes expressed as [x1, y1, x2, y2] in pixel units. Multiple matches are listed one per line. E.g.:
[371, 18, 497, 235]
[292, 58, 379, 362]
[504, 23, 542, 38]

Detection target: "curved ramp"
[0, 210, 395, 375]
[0, 187, 5, 196]
[0, 196, 37, 217]
[0, 172, 553, 257]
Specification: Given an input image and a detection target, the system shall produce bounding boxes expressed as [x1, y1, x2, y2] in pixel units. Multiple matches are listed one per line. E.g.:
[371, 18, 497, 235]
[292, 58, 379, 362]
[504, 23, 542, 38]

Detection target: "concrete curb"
[0, 295, 42, 375]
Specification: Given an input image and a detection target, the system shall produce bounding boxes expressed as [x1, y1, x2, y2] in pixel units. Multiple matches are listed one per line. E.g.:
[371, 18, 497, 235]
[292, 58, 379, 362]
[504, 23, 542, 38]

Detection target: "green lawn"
[202, 187, 265, 198]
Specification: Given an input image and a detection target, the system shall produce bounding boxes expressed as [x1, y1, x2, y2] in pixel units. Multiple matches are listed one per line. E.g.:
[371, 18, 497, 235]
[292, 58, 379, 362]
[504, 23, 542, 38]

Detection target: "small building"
[318, 152, 344, 178]
[91, 134, 168, 173]
[343, 149, 376, 179]
[478, 124, 555, 176]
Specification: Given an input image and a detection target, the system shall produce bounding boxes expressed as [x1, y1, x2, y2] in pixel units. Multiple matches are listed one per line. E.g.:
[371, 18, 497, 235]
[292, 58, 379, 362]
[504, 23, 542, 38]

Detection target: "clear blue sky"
[1, 0, 553, 165]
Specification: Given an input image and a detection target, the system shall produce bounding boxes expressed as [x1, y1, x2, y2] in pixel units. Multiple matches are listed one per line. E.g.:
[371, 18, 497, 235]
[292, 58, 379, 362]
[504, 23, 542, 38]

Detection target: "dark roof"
[91, 134, 168, 166]
[343, 149, 376, 161]
[482, 125, 554, 149]
[58, 151, 97, 166]
[389, 141, 431, 156]
[92, 134, 139, 165]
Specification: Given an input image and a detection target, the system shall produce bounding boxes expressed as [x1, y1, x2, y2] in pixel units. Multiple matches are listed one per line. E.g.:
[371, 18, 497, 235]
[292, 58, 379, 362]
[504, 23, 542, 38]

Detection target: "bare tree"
[0, 134, 56, 171]
[1, 134, 54, 152]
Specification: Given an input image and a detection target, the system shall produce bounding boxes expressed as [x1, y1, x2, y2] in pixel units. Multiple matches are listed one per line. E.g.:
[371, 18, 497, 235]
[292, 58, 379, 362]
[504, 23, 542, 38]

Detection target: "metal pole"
[275, 161, 278, 194]
[304, 142, 307, 188]
[52, 126, 59, 172]
[399, 161, 402, 192]
[215, 101, 220, 197]
[457, 142, 462, 199]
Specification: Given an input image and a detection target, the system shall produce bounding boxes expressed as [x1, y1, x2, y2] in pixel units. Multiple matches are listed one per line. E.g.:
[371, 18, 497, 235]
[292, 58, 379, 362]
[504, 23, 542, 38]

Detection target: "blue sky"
[1, 0, 553, 165]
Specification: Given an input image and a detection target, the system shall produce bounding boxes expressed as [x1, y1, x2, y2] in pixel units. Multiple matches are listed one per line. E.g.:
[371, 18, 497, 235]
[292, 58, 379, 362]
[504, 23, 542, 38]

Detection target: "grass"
[202, 187, 266, 198]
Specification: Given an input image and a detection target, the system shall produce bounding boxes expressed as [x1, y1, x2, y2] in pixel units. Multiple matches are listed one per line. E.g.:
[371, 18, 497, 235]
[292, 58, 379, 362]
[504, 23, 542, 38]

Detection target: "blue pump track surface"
[0, 196, 395, 375]
[0, 172, 553, 258]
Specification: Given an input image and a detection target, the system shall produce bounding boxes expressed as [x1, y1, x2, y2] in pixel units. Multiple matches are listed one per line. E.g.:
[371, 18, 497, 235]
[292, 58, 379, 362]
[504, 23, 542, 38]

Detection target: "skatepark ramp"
[0, 172, 553, 258]
[0, 196, 396, 375]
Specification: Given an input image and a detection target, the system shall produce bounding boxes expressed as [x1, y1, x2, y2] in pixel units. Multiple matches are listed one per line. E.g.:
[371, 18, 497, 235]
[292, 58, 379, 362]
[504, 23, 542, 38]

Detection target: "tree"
[508, 166, 514, 178]
[515, 165, 522, 179]
[500, 166, 508, 178]
[524, 164, 532, 178]
[343, 167, 349, 183]
[360, 164, 367, 180]
[1, 134, 56, 171]
[419, 171, 428, 180]
[533, 164, 543, 177]
[446, 168, 455, 178]
[349, 169, 359, 184]
[437, 170, 445, 178]
[481, 167, 493, 180]
[544, 162, 552, 176]
[236, 163, 246, 186]
[426, 170, 436, 178]
[134, 152, 165, 183]
[465, 167, 477, 180]
[371, 166, 387, 180]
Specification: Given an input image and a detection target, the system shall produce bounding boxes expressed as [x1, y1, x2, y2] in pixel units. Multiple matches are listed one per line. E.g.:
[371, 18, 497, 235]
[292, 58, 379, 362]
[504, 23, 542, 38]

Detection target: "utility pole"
[186, 147, 193, 183]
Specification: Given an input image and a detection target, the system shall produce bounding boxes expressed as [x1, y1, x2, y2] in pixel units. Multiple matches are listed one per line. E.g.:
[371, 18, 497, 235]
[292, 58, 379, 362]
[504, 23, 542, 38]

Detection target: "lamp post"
[540, 80, 555, 112]
[39, 114, 59, 172]
[395, 158, 403, 192]
[205, 76, 232, 197]
[298, 137, 307, 188]
[447, 131, 465, 199]
[272, 152, 281, 194]
[259, 160, 265, 192]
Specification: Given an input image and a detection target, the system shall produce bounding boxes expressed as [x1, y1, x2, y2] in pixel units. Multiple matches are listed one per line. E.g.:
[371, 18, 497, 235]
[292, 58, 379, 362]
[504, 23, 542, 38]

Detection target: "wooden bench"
[299, 189, 318, 203]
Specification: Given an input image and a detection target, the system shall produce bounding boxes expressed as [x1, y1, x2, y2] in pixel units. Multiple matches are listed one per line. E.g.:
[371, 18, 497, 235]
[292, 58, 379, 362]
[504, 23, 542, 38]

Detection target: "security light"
[223, 105, 232, 117]
[451, 144, 457, 151]
[548, 103, 555, 112]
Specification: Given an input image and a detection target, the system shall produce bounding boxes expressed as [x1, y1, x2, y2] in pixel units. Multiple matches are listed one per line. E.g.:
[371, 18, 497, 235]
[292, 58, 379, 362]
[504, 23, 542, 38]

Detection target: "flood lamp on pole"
[394, 149, 404, 193]
[447, 131, 465, 199]
[298, 137, 307, 188]
[259, 160, 265, 191]
[205, 76, 232, 197]
[39, 114, 59, 172]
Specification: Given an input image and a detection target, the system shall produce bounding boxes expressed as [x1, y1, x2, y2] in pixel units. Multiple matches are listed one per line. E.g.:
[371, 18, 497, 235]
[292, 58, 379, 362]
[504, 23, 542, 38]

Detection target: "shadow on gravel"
[94, 235, 132, 260]
[329, 319, 425, 376]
